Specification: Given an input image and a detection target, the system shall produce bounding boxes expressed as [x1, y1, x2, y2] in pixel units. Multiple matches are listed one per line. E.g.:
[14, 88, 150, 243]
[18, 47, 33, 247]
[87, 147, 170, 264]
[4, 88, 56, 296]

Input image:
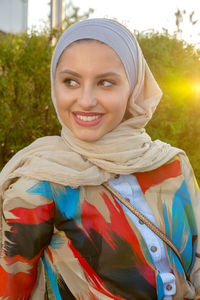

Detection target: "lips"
[72, 111, 104, 127]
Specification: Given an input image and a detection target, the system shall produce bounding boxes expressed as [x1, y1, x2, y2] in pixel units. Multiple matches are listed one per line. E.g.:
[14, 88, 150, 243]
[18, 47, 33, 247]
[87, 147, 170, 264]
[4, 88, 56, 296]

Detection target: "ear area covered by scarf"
[126, 41, 163, 128]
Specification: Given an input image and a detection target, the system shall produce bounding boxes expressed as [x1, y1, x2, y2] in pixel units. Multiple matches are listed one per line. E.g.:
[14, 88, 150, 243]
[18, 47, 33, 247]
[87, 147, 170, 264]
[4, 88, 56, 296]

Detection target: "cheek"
[110, 92, 129, 115]
[54, 85, 72, 112]
[55, 84, 65, 102]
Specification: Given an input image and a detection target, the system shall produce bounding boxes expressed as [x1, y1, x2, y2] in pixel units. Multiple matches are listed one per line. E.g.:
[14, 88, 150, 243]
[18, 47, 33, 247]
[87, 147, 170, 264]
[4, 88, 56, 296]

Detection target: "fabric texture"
[1, 155, 200, 299]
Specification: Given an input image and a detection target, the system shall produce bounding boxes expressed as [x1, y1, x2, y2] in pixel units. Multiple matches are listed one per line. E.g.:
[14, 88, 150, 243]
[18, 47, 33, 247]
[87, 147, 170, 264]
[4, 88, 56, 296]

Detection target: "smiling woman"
[0, 18, 200, 300]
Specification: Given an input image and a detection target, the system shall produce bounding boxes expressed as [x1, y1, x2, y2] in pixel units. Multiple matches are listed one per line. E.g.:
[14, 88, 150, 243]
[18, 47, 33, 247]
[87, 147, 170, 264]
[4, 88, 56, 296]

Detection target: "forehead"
[57, 40, 124, 70]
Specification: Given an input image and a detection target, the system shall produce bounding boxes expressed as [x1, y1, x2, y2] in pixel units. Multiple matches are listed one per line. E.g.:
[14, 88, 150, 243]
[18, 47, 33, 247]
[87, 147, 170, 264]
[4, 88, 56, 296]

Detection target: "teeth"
[76, 115, 101, 121]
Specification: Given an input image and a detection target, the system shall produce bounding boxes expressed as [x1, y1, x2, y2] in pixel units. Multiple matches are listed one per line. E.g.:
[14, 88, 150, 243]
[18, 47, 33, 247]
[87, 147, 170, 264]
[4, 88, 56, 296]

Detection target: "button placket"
[109, 176, 176, 298]
[161, 273, 176, 297]
[148, 239, 161, 261]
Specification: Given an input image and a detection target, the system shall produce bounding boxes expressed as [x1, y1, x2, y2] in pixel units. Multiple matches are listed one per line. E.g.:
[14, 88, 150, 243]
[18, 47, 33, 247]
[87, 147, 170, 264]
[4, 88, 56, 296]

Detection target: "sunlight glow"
[167, 79, 200, 102]
[192, 82, 200, 96]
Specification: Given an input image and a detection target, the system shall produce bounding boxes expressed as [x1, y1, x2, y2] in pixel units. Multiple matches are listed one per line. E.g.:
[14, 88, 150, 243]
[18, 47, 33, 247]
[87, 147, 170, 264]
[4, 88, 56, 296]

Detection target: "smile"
[72, 112, 104, 127]
[76, 115, 101, 121]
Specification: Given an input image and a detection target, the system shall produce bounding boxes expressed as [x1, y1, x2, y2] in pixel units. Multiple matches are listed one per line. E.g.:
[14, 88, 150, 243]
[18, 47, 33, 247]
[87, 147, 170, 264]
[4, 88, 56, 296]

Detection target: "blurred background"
[0, 0, 200, 184]
[1, 0, 200, 45]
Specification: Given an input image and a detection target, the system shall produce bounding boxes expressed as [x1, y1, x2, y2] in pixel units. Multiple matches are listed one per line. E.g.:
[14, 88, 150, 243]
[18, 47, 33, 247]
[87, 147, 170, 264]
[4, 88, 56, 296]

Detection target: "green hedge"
[0, 29, 200, 184]
[0, 31, 59, 166]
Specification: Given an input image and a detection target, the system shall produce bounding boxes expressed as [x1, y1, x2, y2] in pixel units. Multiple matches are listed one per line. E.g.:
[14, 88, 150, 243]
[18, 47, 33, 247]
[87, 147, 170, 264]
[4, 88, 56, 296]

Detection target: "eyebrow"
[59, 69, 121, 78]
[59, 69, 81, 78]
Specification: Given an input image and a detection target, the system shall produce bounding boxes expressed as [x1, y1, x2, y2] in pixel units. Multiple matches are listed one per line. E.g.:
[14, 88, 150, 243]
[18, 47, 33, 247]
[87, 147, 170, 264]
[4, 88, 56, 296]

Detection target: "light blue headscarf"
[51, 18, 138, 94]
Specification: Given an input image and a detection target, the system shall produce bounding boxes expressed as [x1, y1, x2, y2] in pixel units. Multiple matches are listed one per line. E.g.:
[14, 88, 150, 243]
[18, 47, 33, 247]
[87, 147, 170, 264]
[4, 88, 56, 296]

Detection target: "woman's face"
[54, 40, 130, 142]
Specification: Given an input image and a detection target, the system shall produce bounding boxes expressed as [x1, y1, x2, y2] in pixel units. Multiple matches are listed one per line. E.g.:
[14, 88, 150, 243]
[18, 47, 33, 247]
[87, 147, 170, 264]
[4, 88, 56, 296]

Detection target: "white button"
[166, 284, 173, 291]
[150, 246, 157, 252]
[160, 273, 176, 296]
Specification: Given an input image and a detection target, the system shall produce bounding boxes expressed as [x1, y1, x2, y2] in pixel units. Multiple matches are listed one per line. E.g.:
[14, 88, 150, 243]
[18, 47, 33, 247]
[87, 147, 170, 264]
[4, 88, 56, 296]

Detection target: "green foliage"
[0, 28, 200, 184]
[0, 32, 60, 168]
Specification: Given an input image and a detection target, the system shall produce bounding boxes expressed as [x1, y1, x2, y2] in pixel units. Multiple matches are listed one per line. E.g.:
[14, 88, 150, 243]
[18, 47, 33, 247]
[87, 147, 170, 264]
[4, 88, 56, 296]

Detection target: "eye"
[99, 80, 113, 87]
[64, 78, 79, 87]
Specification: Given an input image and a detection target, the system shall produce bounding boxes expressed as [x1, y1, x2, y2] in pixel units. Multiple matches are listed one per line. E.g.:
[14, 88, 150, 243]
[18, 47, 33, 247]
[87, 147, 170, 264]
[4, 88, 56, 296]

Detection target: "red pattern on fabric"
[135, 159, 182, 194]
[6, 202, 54, 224]
[0, 252, 41, 299]
[81, 193, 156, 287]
[0, 266, 36, 300]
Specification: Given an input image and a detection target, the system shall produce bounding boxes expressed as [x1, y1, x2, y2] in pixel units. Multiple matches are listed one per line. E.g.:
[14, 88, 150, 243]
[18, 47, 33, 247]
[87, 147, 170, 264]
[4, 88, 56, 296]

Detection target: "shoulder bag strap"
[102, 182, 188, 278]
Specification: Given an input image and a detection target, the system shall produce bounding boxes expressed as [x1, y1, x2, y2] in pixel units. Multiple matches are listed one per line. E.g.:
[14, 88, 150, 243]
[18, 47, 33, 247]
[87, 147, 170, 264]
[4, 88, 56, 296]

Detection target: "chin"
[75, 133, 102, 142]
[77, 136, 100, 142]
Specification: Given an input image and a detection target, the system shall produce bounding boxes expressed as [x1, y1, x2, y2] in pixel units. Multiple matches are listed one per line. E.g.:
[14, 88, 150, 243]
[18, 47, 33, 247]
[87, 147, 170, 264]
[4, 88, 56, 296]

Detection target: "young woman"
[0, 18, 200, 300]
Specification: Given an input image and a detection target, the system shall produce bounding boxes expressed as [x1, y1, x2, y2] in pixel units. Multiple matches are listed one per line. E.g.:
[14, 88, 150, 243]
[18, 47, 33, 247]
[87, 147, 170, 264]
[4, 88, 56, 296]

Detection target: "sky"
[28, 0, 200, 46]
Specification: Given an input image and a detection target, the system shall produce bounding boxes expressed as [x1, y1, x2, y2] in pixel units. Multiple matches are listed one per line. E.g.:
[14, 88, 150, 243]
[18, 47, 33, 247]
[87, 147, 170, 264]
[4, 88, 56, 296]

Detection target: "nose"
[77, 86, 97, 110]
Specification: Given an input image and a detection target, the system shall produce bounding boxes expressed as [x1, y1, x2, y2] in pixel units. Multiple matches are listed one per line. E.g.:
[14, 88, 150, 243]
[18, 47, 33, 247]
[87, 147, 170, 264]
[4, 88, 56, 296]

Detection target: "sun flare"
[192, 82, 200, 95]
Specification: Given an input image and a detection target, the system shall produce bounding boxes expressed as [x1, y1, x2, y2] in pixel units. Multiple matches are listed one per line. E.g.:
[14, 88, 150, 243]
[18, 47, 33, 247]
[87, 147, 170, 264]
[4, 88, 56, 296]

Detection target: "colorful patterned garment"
[1, 155, 200, 300]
